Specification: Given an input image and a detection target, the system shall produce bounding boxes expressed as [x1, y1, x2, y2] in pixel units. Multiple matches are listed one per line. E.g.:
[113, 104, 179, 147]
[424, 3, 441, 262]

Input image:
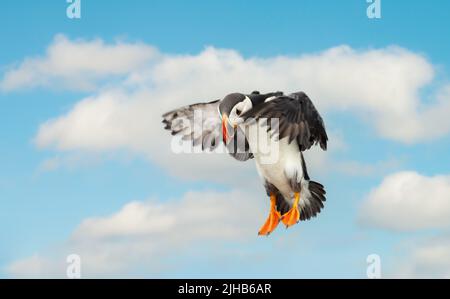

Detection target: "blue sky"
[1, 0, 450, 278]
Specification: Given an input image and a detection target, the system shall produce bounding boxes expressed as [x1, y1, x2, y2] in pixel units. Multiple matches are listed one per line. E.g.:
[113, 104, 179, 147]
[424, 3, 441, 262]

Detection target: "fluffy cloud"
[3, 35, 450, 182]
[359, 171, 450, 231]
[0, 35, 158, 91]
[0, 35, 436, 184]
[15, 37, 448, 165]
[6, 255, 63, 278]
[392, 235, 450, 278]
[7, 189, 265, 277]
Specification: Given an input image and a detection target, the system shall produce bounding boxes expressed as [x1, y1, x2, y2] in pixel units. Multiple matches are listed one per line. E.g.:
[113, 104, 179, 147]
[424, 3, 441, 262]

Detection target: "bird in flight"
[162, 91, 328, 235]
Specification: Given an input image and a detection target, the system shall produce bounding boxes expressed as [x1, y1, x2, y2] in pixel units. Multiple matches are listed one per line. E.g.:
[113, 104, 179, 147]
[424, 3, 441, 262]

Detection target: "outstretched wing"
[241, 91, 328, 151]
[162, 100, 253, 161]
[162, 100, 222, 151]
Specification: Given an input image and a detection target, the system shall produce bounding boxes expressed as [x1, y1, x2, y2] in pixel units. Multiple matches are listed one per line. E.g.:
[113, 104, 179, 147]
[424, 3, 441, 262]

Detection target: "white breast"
[244, 121, 303, 201]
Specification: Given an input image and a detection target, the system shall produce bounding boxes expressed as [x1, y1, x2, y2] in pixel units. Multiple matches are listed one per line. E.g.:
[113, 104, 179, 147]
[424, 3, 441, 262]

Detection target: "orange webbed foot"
[281, 192, 301, 228]
[258, 194, 282, 236]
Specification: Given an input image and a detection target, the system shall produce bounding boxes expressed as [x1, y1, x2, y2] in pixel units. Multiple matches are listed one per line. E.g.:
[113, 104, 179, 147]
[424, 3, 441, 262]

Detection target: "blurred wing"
[162, 100, 254, 161]
[162, 100, 222, 151]
[241, 92, 328, 151]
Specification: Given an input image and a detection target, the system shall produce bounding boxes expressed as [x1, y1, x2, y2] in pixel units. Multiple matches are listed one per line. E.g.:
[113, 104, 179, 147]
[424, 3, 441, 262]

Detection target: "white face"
[228, 96, 253, 125]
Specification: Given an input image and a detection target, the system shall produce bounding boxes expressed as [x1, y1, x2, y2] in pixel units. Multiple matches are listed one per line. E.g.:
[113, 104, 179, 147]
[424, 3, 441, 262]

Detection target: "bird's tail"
[275, 180, 326, 221]
[298, 180, 326, 221]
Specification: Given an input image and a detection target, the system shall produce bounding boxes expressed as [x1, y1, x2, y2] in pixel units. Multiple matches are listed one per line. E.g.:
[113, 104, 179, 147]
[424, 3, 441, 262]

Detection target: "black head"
[218, 93, 246, 117]
[219, 93, 247, 144]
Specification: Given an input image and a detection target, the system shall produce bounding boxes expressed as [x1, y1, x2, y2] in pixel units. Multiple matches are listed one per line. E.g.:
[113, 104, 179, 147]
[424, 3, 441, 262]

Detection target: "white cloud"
[32, 86, 265, 185]
[359, 171, 450, 231]
[36, 152, 123, 173]
[32, 86, 341, 184]
[392, 235, 450, 278]
[1, 35, 449, 182]
[17, 37, 449, 163]
[6, 189, 265, 277]
[7, 255, 64, 279]
[0, 35, 158, 91]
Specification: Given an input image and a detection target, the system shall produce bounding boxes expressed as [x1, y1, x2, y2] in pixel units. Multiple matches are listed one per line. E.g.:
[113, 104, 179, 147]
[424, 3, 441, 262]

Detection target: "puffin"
[162, 91, 328, 235]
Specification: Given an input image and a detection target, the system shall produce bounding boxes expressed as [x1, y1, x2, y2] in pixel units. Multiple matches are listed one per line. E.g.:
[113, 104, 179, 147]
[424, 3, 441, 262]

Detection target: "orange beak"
[222, 114, 229, 144]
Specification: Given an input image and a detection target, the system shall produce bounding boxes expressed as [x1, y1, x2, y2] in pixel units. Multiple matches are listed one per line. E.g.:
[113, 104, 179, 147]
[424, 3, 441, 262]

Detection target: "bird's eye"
[236, 109, 242, 115]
